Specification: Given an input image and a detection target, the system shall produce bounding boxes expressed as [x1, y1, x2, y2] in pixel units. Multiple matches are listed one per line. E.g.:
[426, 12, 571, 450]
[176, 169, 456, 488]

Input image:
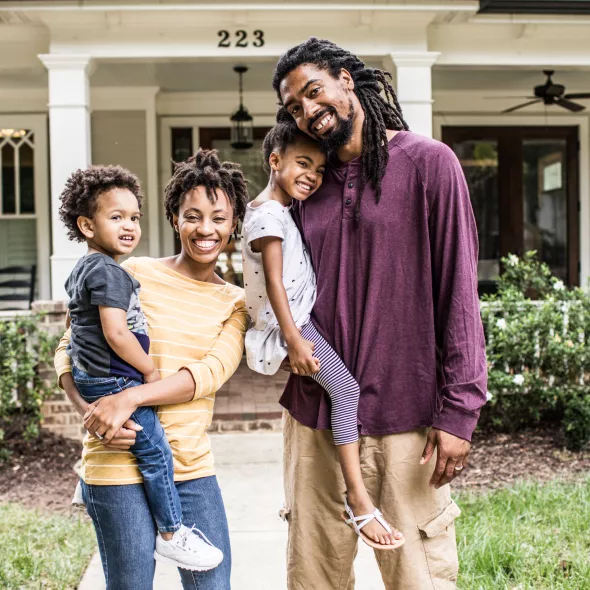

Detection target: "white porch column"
[39, 54, 94, 300]
[390, 52, 439, 138]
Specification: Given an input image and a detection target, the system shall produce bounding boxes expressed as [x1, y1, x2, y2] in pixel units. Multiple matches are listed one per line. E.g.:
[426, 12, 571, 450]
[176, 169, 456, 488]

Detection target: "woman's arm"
[84, 301, 249, 443]
[259, 236, 319, 376]
[54, 329, 140, 449]
[83, 369, 194, 443]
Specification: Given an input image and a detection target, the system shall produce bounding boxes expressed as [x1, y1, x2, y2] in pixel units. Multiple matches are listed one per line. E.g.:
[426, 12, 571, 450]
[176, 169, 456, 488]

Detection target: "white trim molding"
[391, 52, 440, 138]
[39, 53, 93, 299]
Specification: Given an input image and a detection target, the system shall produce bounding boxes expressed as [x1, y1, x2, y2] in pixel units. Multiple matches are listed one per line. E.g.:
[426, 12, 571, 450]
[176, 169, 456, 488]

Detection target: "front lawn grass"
[456, 478, 590, 589]
[0, 503, 95, 589]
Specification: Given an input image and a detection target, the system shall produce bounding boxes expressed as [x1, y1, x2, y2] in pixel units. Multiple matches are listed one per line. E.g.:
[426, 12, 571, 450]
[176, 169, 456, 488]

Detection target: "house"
[1, 0, 589, 302]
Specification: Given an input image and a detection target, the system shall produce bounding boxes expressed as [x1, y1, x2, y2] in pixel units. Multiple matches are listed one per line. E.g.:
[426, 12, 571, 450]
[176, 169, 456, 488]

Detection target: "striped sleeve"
[183, 301, 248, 401]
[54, 328, 73, 388]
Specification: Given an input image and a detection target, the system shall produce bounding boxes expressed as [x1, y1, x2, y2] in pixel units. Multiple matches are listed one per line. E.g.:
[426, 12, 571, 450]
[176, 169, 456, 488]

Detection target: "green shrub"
[0, 315, 58, 458]
[481, 252, 590, 450]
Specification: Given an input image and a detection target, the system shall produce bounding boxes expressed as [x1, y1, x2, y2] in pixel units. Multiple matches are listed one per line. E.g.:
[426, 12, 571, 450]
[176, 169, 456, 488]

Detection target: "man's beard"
[312, 100, 355, 157]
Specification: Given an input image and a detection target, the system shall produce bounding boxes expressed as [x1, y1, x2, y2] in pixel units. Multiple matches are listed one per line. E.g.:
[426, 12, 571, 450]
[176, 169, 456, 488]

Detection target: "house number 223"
[217, 30, 265, 48]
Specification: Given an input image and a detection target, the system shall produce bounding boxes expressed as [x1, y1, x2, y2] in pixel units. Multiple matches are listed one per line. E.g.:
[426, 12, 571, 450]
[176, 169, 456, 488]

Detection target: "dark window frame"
[442, 125, 580, 286]
[479, 1, 590, 14]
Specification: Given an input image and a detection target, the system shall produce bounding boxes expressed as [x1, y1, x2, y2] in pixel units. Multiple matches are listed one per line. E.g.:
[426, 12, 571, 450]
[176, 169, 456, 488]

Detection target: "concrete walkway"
[79, 432, 385, 590]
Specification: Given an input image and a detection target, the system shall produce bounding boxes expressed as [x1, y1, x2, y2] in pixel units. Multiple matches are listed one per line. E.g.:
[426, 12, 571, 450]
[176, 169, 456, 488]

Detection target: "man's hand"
[104, 420, 142, 450]
[420, 428, 470, 489]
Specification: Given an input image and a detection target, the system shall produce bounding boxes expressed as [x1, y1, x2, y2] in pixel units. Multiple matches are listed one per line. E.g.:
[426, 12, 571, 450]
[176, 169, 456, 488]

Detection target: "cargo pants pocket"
[417, 499, 461, 589]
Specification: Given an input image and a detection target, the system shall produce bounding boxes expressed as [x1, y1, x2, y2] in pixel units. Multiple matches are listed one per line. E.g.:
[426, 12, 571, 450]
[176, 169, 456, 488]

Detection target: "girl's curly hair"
[262, 119, 314, 173]
[59, 165, 143, 242]
[164, 149, 249, 229]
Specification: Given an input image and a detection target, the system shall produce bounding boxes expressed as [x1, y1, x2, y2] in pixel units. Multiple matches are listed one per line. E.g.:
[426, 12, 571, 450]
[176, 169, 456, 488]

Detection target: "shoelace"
[179, 525, 214, 551]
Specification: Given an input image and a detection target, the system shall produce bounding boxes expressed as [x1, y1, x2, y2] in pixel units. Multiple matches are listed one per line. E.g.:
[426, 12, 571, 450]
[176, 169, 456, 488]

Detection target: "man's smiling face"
[279, 64, 356, 153]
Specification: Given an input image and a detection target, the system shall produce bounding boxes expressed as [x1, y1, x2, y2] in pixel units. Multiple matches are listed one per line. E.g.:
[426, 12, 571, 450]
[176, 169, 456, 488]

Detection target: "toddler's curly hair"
[59, 165, 143, 242]
[164, 149, 249, 229]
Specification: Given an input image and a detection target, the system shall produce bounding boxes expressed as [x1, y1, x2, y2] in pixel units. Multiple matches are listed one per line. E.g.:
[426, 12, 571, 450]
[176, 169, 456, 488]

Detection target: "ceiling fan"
[499, 70, 590, 113]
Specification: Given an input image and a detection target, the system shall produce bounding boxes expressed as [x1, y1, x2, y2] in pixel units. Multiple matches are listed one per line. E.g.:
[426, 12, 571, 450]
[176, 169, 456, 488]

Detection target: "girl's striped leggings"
[300, 322, 360, 445]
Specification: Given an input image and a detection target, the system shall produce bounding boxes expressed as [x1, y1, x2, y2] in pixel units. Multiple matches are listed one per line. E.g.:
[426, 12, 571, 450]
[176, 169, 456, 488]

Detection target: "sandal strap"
[344, 499, 393, 535]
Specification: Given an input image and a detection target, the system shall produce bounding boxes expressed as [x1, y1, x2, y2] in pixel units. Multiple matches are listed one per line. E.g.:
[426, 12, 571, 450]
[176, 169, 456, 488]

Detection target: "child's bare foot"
[345, 491, 403, 547]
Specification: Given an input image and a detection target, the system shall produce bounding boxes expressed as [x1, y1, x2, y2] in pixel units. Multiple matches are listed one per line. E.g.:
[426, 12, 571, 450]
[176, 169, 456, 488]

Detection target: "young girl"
[242, 123, 405, 550]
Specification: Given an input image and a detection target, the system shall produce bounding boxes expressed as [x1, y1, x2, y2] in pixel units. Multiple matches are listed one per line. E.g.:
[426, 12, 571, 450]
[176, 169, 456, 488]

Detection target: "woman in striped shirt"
[54, 149, 249, 590]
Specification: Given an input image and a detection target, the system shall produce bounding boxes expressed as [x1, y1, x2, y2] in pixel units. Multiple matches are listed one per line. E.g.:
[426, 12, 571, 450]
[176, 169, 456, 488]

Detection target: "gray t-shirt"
[65, 253, 149, 380]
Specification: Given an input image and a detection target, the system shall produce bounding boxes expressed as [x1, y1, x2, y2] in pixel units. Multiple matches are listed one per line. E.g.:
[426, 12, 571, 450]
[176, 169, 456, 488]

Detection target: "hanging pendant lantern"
[230, 66, 254, 150]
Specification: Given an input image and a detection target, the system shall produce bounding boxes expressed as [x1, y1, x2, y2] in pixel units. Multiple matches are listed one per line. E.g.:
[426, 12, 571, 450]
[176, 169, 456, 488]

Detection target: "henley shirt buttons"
[348, 182, 354, 188]
[345, 198, 352, 206]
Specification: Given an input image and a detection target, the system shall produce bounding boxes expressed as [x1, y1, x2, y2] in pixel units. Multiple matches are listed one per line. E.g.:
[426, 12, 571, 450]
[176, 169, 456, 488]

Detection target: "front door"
[442, 126, 579, 291]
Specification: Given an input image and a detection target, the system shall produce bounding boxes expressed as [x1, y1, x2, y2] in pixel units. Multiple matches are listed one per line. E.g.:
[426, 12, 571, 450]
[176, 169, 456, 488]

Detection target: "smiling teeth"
[296, 182, 312, 191]
[315, 113, 332, 131]
[120, 236, 134, 241]
[195, 240, 217, 249]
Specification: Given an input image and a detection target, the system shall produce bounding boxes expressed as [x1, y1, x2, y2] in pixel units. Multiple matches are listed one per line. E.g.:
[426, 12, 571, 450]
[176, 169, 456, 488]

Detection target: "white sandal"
[342, 497, 405, 551]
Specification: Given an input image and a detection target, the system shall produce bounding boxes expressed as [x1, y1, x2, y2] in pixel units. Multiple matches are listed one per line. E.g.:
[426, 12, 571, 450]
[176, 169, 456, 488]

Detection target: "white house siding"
[91, 110, 150, 258]
[0, 219, 37, 269]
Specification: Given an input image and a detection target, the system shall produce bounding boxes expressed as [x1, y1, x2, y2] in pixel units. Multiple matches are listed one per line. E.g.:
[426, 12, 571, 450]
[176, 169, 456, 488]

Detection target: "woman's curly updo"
[164, 149, 249, 229]
[59, 165, 143, 242]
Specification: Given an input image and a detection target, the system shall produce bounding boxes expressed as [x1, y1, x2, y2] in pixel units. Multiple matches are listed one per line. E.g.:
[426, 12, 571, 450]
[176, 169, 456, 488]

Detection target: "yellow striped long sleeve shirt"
[54, 256, 248, 485]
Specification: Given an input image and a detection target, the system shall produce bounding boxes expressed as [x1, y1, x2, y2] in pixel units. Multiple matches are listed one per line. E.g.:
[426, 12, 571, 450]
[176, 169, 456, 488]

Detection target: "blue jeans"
[81, 476, 232, 590]
[73, 365, 182, 533]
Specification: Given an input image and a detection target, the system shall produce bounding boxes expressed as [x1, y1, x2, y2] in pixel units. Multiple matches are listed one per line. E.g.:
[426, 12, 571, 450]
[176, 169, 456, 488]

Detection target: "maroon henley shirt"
[279, 131, 488, 442]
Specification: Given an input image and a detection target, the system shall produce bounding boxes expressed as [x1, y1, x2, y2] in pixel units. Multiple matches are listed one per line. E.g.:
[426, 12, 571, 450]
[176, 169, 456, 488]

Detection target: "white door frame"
[433, 115, 590, 288]
[158, 115, 276, 257]
[0, 114, 50, 300]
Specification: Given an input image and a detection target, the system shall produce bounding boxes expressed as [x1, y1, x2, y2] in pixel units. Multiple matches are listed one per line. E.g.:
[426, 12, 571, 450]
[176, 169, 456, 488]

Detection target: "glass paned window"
[0, 129, 34, 216]
[171, 128, 193, 166]
[19, 143, 35, 214]
[1, 143, 16, 214]
[523, 139, 568, 281]
[451, 139, 500, 287]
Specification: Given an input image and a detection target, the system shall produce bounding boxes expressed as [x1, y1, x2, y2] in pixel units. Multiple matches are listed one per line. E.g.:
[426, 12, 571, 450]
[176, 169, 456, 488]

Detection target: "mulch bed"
[0, 426, 588, 513]
[0, 429, 82, 514]
[453, 426, 590, 491]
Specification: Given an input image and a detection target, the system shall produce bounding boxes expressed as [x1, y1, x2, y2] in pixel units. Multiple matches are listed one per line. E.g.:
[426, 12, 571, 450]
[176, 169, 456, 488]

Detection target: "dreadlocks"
[273, 37, 409, 220]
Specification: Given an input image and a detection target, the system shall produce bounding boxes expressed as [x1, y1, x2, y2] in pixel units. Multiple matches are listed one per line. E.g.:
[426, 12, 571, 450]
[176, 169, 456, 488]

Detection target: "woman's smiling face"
[174, 186, 236, 266]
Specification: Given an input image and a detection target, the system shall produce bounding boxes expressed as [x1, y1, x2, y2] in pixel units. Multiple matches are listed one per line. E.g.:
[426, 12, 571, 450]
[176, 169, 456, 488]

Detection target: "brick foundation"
[32, 300, 87, 440]
[32, 300, 287, 442]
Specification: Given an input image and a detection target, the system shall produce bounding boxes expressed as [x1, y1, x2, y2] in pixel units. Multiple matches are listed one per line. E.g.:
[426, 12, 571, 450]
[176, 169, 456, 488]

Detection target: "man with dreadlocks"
[274, 38, 487, 589]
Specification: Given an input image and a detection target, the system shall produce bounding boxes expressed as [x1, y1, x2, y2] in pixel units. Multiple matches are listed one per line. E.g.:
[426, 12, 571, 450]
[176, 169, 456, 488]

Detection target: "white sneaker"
[154, 525, 223, 571]
[71, 481, 86, 509]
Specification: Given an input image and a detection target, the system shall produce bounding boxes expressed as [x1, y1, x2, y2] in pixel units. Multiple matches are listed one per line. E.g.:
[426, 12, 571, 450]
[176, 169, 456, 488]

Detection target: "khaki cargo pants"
[282, 412, 461, 590]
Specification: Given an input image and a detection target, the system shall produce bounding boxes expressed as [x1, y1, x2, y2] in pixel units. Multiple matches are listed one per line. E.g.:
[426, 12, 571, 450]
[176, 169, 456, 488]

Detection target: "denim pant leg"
[176, 476, 232, 590]
[81, 481, 156, 590]
[130, 405, 183, 533]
